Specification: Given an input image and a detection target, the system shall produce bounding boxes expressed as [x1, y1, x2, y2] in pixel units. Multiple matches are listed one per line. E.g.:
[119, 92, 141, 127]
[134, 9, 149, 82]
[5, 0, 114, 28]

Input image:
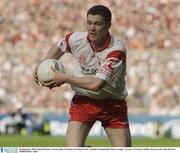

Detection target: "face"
[87, 14, 111, 43]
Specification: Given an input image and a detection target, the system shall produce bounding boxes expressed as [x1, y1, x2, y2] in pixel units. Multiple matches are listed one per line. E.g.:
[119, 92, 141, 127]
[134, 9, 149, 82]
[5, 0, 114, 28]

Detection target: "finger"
[32, 70, 38, 78]
[32, 73, 40, 85]
[51, 66, 58, 72]
[41, 81, 52, 88]
[34, 78, 39, 85]
[33, 65, 39, 76]
[42, 81, 54, 87]
[49, 83, 58, 89]
[38, 81, 44, 87]
[33, 76, 38, 81]
[54, 82, 61, 87]
[33, 75, 41, 85]
[43, 80, 52, 83]
[49, 85, 54, 89]
[48, 83, 57, 89]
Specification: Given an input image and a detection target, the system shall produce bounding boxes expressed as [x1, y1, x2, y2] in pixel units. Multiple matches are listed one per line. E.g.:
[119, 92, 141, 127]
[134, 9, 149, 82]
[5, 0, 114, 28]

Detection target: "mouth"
[89, 32, 97, 38]
[90, 32, 96, 35]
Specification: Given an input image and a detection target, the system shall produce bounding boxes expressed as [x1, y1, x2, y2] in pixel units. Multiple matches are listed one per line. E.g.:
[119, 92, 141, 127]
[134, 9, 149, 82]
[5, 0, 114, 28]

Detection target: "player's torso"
[70, 32, 116, 76]
[69, 32, 128, 100]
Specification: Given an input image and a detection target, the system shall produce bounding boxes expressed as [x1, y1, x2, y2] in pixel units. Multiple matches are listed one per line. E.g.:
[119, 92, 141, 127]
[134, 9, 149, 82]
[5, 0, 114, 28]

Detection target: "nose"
[90, 24, 96, 31]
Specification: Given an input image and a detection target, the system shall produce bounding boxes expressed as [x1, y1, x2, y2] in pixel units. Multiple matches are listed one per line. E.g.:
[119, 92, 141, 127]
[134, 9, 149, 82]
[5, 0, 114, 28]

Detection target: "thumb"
[51, 66, 58, 72]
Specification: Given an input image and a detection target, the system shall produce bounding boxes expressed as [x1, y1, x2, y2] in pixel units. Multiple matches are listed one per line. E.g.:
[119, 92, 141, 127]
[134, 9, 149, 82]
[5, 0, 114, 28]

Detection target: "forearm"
[66, 75, 105, 91]
[43, 44, 64, 61]
[41, 68, 105, 90]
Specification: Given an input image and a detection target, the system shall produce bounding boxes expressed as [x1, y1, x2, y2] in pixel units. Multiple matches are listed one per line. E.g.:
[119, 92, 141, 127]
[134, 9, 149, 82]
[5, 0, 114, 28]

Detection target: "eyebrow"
[87, 20, 102, 23]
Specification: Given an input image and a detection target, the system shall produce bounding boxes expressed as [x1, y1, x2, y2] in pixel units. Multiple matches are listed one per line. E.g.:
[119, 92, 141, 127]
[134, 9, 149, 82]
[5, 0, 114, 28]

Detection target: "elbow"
[91, 85, 101, 91]
[90, 79, 105, 91]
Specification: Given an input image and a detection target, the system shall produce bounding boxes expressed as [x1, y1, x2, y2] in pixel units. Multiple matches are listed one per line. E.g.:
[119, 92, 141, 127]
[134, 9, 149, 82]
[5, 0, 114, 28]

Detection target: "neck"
[92, 32, 109, 49]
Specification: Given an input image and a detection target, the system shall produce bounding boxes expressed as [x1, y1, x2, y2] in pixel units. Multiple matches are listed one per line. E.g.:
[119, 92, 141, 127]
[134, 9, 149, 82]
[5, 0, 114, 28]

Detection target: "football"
[37, 59, 65, 82]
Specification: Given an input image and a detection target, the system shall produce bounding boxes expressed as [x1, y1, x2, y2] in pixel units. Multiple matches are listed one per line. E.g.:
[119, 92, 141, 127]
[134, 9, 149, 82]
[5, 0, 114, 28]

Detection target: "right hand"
[32, 65, 54, 88]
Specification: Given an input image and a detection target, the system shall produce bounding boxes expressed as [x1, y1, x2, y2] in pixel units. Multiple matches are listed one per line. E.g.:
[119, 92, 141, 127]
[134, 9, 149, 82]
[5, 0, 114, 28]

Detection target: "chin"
[89, 37, 97, 42]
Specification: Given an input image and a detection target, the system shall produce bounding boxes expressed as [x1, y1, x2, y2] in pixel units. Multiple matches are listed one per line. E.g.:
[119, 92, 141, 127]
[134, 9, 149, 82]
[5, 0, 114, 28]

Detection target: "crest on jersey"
[79, 54, 87, 63]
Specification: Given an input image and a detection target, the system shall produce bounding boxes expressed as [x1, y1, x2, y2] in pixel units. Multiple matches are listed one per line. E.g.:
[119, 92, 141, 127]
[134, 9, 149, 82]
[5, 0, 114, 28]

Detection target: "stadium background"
[0, 0, 179, 147]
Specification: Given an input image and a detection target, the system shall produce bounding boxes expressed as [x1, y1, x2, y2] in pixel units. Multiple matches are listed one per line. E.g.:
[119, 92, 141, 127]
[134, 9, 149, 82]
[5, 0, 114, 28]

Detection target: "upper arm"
[57, 33, 73, 53]
[43, 32, 73, 60]
[96, 50, 126, 88]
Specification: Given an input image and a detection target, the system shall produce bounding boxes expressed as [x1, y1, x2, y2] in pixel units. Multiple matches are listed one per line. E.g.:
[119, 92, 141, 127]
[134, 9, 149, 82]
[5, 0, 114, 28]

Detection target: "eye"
[97, 23, 102, 26]
[87, 21, 91, 25]
[95, 22, 103, 26]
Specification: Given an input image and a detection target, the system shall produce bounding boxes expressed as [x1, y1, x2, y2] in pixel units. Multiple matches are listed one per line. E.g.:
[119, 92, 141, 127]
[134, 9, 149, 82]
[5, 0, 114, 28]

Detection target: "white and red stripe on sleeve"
[96, 50, 126, 88]
[65, 33, 73, 53]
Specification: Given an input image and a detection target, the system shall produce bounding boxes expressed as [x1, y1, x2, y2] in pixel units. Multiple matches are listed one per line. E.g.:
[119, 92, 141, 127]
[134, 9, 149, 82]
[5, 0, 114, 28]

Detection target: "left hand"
[42, 67, 67, 89]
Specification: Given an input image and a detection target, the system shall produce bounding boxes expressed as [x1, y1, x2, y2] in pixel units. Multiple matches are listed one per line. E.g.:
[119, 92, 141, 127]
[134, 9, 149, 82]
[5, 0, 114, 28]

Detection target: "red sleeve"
[106, 50, 126, 70]
[107, 50, 126, 64]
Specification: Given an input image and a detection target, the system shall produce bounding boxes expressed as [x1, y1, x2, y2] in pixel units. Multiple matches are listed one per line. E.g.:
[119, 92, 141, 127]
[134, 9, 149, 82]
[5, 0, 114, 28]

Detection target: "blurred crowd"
[0, 0, 179, 116]
[127, 51, 180, 115]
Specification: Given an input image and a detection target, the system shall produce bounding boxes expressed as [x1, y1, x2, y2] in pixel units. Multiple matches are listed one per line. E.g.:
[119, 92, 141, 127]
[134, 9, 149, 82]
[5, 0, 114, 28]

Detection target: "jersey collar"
[87, 32, 111, 52]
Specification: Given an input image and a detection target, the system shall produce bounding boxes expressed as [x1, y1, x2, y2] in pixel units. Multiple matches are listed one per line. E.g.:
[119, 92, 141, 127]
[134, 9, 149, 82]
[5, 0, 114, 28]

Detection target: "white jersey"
[57, 32, 128, 100]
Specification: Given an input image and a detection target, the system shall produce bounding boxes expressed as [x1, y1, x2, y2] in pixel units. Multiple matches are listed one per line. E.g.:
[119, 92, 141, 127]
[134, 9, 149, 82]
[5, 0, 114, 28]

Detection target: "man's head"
[87, 5, 112, 23]
[87, 5, 112, 44]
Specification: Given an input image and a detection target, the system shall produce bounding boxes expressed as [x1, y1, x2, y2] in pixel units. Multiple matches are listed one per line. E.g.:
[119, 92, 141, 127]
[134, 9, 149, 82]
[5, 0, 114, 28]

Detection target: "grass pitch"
[0, 136, 179, 147]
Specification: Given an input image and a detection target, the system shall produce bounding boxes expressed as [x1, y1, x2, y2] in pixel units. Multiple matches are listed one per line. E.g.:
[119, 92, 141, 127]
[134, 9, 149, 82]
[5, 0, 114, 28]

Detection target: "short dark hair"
[87, 5, 112, 23]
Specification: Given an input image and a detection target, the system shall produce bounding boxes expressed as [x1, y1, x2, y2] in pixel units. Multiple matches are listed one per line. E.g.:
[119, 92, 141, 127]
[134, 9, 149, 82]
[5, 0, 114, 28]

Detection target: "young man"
[33, 5, 131, 147]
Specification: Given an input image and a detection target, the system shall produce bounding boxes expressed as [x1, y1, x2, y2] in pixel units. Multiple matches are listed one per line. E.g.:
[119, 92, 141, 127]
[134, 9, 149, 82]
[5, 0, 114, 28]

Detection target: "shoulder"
[111, 36, 127, 53]
[68, 32, 88, 43]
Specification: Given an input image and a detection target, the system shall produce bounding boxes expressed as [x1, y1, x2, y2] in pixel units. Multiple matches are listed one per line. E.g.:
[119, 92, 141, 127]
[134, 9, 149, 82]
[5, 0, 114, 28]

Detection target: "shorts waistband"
[72, 95, 126, 103]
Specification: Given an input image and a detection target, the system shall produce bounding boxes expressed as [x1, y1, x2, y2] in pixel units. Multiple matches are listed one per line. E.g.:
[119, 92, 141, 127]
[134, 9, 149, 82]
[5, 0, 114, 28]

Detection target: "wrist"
[65, 75, 72, 85]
